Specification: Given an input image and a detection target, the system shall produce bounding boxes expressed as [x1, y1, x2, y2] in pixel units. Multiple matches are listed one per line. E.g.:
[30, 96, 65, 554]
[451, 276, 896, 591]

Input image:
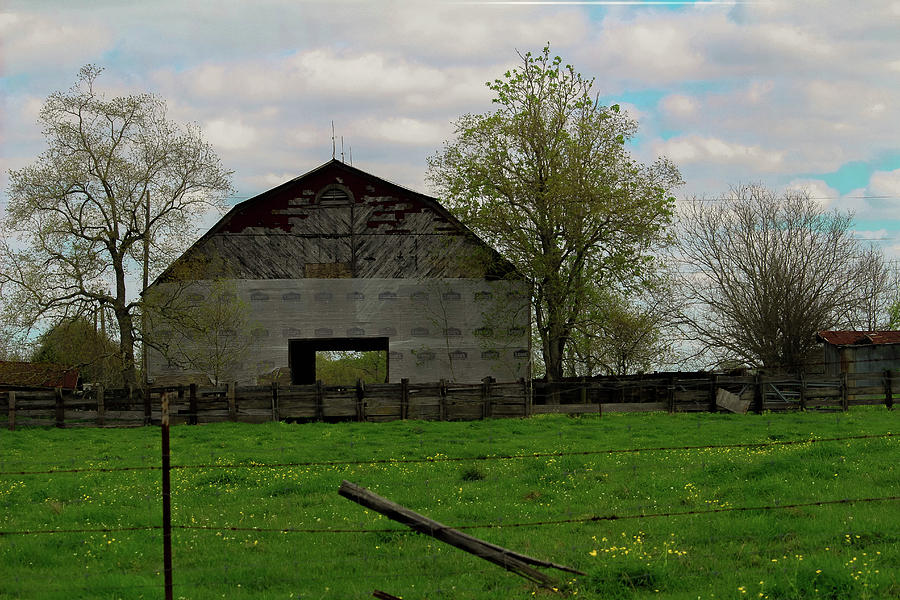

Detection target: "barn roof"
[152, 159, 518, 285]
[816, 331, 900, 346]
[0, 361, 79, 390]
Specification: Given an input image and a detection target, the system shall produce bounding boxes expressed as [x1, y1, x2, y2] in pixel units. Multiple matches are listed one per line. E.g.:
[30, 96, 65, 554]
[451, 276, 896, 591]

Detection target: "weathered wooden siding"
[147, 160, 531, 385]
[185, 162, 504, 281]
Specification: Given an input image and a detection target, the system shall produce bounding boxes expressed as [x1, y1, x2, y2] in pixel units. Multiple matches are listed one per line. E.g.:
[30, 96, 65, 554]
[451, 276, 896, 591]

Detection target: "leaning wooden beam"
[339, 480, 584, 588]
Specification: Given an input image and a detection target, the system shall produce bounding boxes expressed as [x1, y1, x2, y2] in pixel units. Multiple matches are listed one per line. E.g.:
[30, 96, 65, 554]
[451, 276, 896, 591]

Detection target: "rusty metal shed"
[147, 160, 531, 385]
[816, 330, 900, 377]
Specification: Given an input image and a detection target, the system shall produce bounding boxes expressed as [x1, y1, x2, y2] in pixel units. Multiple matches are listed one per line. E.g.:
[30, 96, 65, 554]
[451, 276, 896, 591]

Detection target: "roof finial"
[331, 121, 336, 159]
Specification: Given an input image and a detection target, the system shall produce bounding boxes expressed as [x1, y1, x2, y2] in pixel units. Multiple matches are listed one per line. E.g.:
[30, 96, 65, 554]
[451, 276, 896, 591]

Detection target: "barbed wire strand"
[1, 432, 895, 477]
[2, 494, 897, 537]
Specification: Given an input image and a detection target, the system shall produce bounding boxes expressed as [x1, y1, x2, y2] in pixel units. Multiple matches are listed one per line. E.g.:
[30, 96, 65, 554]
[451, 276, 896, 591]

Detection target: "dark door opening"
[289, 337, 389, 385]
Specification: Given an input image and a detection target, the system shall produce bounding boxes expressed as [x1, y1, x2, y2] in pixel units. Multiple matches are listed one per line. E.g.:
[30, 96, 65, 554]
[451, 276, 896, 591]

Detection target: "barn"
[146, 159, 531, 386]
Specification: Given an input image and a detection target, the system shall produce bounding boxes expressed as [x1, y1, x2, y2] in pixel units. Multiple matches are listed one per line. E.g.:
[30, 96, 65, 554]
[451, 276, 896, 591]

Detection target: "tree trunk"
[112, 301, 138, 387]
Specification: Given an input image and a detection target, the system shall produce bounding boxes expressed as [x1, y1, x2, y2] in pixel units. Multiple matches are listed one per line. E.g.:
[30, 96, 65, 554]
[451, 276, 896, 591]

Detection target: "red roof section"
[817, 331, 900, 346]
[0, 361, 79, 389]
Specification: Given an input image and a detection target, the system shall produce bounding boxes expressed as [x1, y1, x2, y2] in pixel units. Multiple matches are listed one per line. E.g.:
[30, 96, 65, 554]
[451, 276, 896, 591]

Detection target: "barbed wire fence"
[2, 402, 899, 598]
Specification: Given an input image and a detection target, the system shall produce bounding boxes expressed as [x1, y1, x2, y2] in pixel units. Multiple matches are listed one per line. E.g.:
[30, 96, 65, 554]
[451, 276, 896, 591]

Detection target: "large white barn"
[146, 160, 531, 385]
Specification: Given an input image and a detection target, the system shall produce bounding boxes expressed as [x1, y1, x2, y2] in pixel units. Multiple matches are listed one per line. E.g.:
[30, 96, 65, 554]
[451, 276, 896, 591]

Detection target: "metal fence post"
[161, 392, 173, 600]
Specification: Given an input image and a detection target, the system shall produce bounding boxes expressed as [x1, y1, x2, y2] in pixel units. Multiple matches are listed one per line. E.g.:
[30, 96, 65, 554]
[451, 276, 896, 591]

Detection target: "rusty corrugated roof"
[0, 361, 79, 389]
[816, 331, 900, 346]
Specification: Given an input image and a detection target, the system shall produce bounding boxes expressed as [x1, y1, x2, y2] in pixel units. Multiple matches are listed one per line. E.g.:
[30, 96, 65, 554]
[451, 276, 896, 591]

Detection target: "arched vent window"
[316, 185, 353, 205]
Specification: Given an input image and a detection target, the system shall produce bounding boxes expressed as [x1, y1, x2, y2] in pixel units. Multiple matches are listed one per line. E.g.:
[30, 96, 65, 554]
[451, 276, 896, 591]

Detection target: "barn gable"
[159, 159, 512, 281]
[148, 160, 531, 386]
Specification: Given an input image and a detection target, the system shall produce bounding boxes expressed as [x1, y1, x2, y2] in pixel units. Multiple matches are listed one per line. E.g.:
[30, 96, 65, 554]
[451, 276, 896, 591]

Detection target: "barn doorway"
[289, 337, 389, 385]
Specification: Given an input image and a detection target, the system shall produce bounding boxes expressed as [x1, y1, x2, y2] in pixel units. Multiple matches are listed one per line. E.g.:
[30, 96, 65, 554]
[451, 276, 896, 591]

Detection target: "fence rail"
[1, 370, 896, 429]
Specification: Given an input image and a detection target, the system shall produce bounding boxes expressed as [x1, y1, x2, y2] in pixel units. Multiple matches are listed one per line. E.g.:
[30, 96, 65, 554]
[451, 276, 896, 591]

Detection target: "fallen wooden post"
[716, 388, 751, 414]
[338, 480, 584, 588]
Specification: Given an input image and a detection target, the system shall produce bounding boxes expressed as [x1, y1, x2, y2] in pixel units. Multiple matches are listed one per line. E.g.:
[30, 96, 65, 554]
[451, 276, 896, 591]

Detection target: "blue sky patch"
[809, 152, 900, 195]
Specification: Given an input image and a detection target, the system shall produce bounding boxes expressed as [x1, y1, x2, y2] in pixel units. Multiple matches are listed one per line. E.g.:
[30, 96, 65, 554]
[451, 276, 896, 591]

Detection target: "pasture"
[1, 407, 898, 599]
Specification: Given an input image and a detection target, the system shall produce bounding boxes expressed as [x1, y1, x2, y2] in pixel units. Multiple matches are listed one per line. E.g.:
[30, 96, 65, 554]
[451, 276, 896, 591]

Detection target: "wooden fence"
[1, 378, 530, 429]
[532, 370, 897, 415]
[1, 371, 895, 429]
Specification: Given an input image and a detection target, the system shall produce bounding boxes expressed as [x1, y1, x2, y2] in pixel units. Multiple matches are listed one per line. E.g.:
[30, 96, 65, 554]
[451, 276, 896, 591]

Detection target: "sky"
[2, 0, 900, 256]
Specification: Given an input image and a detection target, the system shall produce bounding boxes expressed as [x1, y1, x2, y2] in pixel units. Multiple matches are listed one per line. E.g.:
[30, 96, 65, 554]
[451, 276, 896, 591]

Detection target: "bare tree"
[1, 65, 233, 386]
[853, 247, 898, 331]
[676, 185, 893, 371]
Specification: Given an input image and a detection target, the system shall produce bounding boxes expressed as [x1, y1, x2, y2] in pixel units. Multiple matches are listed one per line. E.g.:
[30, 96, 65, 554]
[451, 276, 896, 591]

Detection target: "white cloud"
[783, 179, 841, 211]
[585, 13, 713, 85]
[819, 171, 900, 227]
[852, 228, 890, 240]
[360, 3, 588, 61]
[153, 49, 497, 111]
[0, 12, 111, 74]
[245, 171, 304, 191]
[354, 117, 452, 147]
[3, 0, 900, 260]
[759, 24, 833, 58]
[659, 94, 697, 118]
[868, 169, 900, 196]
[202, 119, 259, 151]
[655, 135, 785, 172]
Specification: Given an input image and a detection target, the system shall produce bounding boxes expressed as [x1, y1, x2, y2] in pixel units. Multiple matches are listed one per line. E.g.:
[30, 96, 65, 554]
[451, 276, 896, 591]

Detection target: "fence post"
[160, 392, 174, 600]
[141, 384, 152, 426]
[884, 369, 893, 410]
[315, 380, 324, 421]
[481, 377, 494, 419]
[666, 375, 676, 414]
[271, 381, 280, 422]
[8, 390, 15, 431]
[355, 379, 365, 422]
[400, 378, 409, 420]
[841, 372, 849, 411]
[227, 382, 237, 421]
[522, 378, 531, 417]
[97, 385, 105, 426]
[439, 379, 448, 421]
[708, 373, 717, 413]
[754, 373, 764, 414]
[189, 383, 198, 425]
[799, 372, 807, 411]
[54, 387, 65, 428]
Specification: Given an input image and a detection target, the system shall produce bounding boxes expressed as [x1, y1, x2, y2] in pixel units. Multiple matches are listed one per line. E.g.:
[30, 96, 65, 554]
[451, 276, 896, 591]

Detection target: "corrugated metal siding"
[817, 330, 900, 346]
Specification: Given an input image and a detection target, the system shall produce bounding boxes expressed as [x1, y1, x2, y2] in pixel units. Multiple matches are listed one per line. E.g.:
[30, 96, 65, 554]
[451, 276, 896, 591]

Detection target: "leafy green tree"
[428, 46, 681, 383]
[31, 317, 123, 386]
[564, 278, 679, 377]
[316, 351, 387, 385]
[1, 65, 232, 387]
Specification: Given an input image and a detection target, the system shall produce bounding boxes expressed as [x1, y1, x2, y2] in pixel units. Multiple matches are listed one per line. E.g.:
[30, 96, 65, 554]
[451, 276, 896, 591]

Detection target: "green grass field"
[2, 408, 899, 599]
